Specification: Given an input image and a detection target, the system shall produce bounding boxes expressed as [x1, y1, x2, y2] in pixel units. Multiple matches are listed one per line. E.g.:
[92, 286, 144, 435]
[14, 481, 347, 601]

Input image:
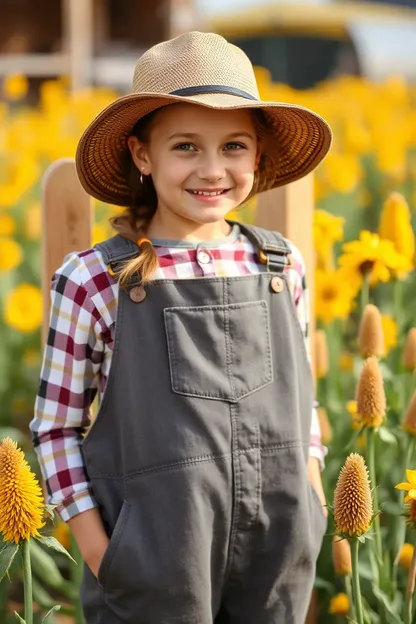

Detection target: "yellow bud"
[332, 536, 352, 575]
[334, 453, 373, 537]
[317, 407, 332, 444]
[356, 356, 386, 428]
[404, 393, 416, 436]
[314, 330, 329, 380]
[404, 328, 416, 371]
[328, 592, 350, 616]
[399, 543, 414, 569]
[358, 304, 384, 358]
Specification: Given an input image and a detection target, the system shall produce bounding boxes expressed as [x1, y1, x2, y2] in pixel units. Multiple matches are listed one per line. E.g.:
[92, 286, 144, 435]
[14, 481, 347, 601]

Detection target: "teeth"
[191, 190, 224, 196]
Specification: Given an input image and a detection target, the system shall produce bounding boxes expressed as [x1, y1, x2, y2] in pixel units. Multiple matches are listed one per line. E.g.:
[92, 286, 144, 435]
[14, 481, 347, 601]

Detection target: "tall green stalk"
[22, 540, 33, 624]
[366, 427, 382, 566]
[361, 273, 370, 311]
[351, 539, 364, 624]
[345, 574, 356, 622]
[405, 542, 416, 624]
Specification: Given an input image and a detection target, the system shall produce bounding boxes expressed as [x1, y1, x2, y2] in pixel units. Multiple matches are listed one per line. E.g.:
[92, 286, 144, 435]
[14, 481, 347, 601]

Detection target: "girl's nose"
[197, 156, 225, 182]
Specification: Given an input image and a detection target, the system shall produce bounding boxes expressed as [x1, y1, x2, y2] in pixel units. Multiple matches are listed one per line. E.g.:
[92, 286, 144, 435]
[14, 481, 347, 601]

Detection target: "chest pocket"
[164, 301, 273, 403]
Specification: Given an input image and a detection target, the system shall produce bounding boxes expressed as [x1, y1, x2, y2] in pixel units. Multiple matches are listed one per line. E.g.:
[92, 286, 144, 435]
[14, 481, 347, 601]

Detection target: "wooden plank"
[65, 0, 94, 90]
[255, 174, 316, 365]
[41, 158, 93, 341]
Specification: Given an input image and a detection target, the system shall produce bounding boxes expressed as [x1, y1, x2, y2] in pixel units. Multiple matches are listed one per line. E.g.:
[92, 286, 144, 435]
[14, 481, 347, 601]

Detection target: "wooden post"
[168, 0, 198, 38]
[65, 0, 94, 90]
[255, 175, 316, 363]
[41, 158, 93, 341]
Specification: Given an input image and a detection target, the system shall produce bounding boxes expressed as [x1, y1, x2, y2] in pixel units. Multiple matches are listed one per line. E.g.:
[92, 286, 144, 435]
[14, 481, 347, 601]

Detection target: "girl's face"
[128, 103, 259, 238]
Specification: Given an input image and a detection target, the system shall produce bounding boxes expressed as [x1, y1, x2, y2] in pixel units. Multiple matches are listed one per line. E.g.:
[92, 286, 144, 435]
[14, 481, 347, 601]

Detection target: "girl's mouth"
[186, 189, 230, 201]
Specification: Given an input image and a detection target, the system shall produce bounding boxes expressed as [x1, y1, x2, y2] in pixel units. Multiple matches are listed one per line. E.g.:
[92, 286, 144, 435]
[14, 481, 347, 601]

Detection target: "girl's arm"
[287, 244, 328, 516]
[30, 252, 110, 575]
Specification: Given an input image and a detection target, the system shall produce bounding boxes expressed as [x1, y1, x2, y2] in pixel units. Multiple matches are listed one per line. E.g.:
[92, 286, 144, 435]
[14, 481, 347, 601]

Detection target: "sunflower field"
[0, 69, 416, 623]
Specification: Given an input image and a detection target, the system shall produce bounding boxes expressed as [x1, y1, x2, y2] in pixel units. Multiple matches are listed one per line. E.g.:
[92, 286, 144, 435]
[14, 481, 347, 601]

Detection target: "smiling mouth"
[186, 189, 230, 196]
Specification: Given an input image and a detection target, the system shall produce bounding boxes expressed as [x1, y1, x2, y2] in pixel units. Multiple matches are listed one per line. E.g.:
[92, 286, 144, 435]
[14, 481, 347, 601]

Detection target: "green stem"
[22, 540, 33, 624]
[405, 542, 416, 624]
[351, 539, 364, 624]
[345, 574, 356, 622]
[366, 427, 383, 567]
[361, 273, 370, 311]
[394, 437, 416, 579]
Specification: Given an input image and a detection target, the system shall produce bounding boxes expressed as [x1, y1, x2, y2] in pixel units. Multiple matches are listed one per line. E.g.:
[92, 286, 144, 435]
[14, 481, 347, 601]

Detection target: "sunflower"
[339, 230, 409, 288]
[315, 268, 356, 324]
[395, 469, 416, 503]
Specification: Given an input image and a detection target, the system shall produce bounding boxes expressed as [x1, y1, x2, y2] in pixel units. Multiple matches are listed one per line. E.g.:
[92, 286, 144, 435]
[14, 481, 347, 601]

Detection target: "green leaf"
[14, 613, 26, 623]
[41, 605, 61, 623]
[371, 584, 403, 624]
[0, 543, 19, 582]
[44, 505, 57, 522]
[36, 535, 76, 564]
[378, 426, 397, 445]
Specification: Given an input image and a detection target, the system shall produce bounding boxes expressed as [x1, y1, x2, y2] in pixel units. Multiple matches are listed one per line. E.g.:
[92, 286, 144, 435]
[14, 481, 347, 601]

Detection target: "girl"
[31, 31, 332, 624]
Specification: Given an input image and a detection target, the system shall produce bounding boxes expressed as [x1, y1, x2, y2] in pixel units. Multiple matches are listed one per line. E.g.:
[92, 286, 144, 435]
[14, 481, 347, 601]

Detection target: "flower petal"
[406, 469, 416, 486]
[409, 489, 416, 500]
[396, 482, 412, 491]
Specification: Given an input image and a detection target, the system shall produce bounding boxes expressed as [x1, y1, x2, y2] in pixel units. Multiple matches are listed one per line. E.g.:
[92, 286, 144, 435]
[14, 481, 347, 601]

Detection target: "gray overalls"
[80, 222, 327, 624]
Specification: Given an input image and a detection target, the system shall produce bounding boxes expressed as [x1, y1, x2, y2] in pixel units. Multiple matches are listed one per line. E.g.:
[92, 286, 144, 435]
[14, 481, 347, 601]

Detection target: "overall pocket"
[98, 500, 131, 589]
[164, 301, 273, 403]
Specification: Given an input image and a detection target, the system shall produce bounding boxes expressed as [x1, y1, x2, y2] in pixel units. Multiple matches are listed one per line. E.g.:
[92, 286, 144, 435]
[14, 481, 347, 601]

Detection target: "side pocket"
[98, 500, 131, 589]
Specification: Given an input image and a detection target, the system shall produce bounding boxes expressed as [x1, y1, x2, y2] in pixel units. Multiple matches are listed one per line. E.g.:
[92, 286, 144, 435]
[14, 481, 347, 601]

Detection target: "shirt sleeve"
[30, 253, 107, 521]
[285, 241, 327, 469]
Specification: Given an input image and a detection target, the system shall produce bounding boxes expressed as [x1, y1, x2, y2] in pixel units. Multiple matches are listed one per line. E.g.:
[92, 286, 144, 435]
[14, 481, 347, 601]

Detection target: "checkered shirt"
[30, 225, 325, 521]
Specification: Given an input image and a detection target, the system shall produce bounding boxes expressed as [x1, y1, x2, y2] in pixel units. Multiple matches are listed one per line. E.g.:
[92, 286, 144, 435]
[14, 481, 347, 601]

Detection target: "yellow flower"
[379, 192, 415, 269]
[314, 330, 329, 380]
[2, 73, 28, 100]
[399, 543, 414, 569]
[347, 400, 363, 431]
[358, 304, 384, 358]
[381, 315, 398, 355]
[317, 407, 332, 444]
[356, 356, 386, 428]
[315, 269, 355, 324]
[334, 453, 373, 537]
[0, 213, 16, 236]
[403, 393, 416, 436]
[0, 237, 23, 272]
[313, 209, 345, 269]
[404, 328, 416, 371]
[328, 592, 350, 616]
[339, 230, 409, 288]
[23, 201, 42, 240]
[322, 152, 363, 194]
[0, 438, 45, 543]
[339, 352, 354, 372]
[3, 283, 43, 333]
[52, 521, 71, 551]
[396, 469, 416, 503]
[332, 536, 352, 575]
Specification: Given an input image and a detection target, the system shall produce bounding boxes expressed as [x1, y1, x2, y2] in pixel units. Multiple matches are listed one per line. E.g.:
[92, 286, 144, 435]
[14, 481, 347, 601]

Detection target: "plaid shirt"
[30, 224, 325, 522]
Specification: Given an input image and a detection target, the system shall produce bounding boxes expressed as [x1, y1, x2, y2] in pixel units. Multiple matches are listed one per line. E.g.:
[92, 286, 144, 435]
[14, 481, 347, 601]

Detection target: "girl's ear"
[127, 135, 151, 175]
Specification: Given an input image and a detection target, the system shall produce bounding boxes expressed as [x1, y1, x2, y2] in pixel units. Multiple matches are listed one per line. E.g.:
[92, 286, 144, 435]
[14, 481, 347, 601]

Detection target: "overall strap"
[95, 234, 139, 270]
[229, 220, 293, 273]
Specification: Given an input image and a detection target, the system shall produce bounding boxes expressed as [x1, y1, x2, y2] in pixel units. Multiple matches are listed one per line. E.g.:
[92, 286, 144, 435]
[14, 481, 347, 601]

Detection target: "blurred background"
[0, 1, 416, 622]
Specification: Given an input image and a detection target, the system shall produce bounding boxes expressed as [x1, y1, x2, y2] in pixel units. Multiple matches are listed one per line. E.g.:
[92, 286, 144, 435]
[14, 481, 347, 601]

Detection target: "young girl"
[31, 31, 332, 624]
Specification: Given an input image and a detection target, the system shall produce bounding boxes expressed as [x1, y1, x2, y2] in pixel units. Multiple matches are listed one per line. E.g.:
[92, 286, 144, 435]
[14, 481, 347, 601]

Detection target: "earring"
[140, 168, 144, 184]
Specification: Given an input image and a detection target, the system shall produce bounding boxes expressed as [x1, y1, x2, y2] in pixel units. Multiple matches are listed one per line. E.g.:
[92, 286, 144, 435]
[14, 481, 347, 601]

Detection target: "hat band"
[170, 85, 258, 101]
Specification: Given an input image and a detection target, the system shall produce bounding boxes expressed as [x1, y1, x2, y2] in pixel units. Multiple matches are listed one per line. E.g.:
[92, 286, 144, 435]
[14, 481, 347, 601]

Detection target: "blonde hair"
[110, 107, 273, 286]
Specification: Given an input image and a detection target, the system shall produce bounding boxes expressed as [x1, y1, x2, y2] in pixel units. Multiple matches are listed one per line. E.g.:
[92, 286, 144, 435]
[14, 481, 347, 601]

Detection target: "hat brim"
[75, 91, 332, 206]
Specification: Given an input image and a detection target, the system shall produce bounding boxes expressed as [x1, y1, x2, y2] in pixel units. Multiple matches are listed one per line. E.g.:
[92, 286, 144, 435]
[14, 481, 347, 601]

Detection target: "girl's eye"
[224, 142, 246, 151]
[174, 143, 196, 151]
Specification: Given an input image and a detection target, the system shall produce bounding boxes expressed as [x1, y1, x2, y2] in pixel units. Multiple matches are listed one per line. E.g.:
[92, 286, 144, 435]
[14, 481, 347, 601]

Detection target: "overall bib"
[80, 223, 327, 624]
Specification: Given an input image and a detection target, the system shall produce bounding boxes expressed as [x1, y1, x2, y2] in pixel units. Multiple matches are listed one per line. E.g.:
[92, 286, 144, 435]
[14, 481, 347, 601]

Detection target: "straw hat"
[76, 31, 332, 206]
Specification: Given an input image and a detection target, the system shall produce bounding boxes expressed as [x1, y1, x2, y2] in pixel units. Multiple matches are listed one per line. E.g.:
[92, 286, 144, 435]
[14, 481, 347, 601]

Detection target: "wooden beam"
[41, 158, 93, 342]
[255, 175, 316, 363]
[65, 0, 94, 90]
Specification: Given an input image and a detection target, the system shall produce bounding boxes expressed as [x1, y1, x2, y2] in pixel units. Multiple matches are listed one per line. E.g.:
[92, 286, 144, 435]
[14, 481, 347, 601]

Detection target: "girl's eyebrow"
[167, 131, 256, 141]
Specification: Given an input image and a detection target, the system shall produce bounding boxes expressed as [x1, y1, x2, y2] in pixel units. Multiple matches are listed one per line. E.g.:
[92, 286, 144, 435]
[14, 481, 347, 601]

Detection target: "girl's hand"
[67, 508, 110, 578]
